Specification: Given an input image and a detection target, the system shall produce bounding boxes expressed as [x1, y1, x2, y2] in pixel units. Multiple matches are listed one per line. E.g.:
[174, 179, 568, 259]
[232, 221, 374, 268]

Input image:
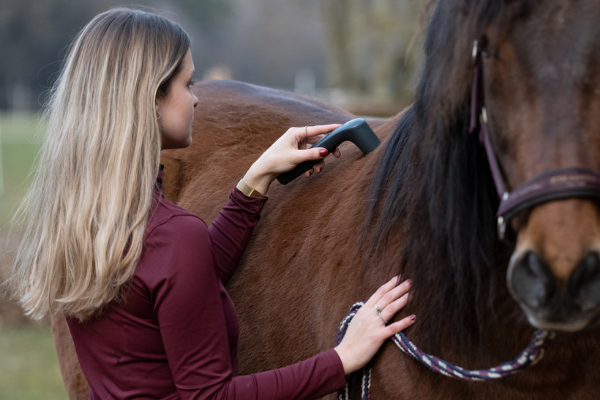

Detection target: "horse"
[51, 0, 600, 398]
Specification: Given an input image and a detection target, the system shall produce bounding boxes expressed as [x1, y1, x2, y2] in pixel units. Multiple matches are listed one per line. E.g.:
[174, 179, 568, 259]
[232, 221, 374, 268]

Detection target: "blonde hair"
[8, 8, 190, 320]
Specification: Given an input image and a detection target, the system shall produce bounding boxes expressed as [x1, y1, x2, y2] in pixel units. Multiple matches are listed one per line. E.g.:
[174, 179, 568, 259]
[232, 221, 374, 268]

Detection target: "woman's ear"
[155, 103, 161, 120]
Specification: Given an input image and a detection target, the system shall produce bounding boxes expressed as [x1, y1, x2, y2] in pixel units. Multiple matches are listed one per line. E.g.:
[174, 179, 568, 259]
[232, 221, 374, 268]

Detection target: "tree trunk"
[321, 0, 421, 102]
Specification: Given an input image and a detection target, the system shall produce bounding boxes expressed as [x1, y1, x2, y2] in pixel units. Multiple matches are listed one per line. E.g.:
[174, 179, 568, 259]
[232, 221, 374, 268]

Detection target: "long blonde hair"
[8, 8, 190, 320]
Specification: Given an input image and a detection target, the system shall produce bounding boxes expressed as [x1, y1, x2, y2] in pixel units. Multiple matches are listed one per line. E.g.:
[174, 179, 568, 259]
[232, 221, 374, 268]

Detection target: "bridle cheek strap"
[469, 61, 507, 199]
[469, 41, 600, 239]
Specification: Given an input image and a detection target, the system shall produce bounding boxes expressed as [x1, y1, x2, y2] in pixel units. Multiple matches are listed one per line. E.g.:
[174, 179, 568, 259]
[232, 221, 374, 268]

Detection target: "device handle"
[277, 119, 380, 185]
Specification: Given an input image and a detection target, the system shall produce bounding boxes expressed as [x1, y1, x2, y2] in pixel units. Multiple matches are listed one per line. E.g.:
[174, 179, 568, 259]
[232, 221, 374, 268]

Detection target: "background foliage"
[0, 0, 423, 112]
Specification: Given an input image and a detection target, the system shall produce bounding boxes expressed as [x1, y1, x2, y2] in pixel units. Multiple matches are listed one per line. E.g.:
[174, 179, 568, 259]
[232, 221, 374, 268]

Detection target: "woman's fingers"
[292, 124, 340, 150]
[365, 275, 401, 308]
[361, 276, 411, 330]
[303, 124, 341, 138]
[314, 159, 325, 173]
[333, 277, 414, 375]
[305, 134, 326, 148]
[289, 125, 342, 172]
[277, 124, 342, 179]
[291, 124, 340, 143]
[380, 292, 409, 322]
[384, 314, 416, 337]
[304, 161, 324, 177]
[305, 166, 317, 177]
[377, 279, 411, 310]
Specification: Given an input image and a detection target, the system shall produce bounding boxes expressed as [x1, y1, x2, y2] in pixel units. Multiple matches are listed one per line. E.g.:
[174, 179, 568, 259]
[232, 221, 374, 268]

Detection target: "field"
[0, 327, 66, 400]
[0, 113, 68, 400]
[0, 113, 42, 229]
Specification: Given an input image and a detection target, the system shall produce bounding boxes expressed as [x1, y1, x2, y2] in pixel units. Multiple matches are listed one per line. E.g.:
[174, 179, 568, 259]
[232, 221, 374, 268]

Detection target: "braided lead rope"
[361, 365, 371, 400]
[337, 302, 556, 400]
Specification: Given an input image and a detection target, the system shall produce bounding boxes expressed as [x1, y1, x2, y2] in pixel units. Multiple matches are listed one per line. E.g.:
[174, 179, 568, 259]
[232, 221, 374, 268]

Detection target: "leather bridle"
[469, 40, 600, 240]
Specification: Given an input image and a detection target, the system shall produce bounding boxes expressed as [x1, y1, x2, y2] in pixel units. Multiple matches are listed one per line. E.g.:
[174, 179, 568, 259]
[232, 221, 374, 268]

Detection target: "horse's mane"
[367, 0, 533, 351]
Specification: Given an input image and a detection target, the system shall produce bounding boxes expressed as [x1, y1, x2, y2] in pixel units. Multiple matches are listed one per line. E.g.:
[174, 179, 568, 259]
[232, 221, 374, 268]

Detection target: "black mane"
[367, 0, 533, 351]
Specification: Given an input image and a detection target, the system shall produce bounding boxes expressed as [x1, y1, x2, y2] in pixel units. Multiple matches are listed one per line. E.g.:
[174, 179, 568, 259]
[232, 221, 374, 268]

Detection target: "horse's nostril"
[526, 252, 553, 287]
[568, 252, 600, 300]
[511, 252, 555, 308]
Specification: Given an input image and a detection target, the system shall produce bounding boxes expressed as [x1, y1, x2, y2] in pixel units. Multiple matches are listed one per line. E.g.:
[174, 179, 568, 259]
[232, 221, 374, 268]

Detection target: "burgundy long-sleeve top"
[67, 172, 346, 400]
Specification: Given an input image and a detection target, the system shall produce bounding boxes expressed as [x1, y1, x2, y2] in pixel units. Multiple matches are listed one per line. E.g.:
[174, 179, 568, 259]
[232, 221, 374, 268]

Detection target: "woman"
[9, 8, 415, 400]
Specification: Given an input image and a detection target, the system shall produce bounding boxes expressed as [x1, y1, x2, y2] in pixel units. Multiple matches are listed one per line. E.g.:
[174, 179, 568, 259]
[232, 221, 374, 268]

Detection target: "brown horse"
[53, 0, 600, 398]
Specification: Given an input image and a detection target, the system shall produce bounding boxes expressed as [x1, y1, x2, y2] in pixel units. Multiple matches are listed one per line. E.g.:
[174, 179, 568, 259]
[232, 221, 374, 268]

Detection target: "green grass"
[0, 113, 43, 231]
[0, 114, 65, 399]
[0, 143, 40, 230]
[0, 113, 43, 143]
[0, 326, 68, 400]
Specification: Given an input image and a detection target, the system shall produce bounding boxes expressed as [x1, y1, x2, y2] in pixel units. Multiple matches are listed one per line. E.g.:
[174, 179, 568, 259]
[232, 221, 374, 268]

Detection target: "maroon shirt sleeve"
[145, 189, 346, 400]
[209, 188, 269, 285]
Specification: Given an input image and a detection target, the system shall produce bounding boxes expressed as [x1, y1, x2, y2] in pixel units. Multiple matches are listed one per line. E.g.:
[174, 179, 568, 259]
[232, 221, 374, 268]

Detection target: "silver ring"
[375, 305, 388, 325]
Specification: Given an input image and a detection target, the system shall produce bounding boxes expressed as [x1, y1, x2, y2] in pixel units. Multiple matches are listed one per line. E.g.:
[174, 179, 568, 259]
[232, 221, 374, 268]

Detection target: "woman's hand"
[334, 276, 414, 375]
[242, 124, 343, 195]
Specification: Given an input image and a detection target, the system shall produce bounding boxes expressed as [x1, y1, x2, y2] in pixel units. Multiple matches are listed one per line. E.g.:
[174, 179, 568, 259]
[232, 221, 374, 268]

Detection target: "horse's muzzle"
[507, 250, 600, 332]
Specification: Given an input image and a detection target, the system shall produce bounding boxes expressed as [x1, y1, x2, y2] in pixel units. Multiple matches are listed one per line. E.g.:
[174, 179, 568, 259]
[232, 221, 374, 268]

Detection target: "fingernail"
[319, 149, 329, 157]
[410, 315, 416, 321]
[406, 279, 412, 285]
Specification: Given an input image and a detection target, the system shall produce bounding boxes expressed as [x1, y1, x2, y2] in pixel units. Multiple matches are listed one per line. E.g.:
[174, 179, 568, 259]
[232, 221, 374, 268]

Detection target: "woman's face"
[157, 49, 198, 150]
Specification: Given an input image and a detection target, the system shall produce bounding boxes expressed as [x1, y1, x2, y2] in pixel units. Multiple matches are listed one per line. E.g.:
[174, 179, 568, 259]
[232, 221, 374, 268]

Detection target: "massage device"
[276, 118, 381, 185]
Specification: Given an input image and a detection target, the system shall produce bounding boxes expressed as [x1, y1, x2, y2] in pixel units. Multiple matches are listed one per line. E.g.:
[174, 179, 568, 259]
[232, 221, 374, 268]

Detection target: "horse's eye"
[480, 34, 489, 49]
[481, 51, 500, 60]
[479, 35, 500, 60]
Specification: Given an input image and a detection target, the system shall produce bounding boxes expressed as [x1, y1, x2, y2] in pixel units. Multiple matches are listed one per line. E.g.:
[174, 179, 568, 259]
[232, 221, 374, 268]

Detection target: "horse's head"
[480, 1, 600, 332]
[369, 0, 600, 345]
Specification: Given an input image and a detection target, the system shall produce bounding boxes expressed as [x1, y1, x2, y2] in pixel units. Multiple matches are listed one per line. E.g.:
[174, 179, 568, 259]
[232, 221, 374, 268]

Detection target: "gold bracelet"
[236, 179, 268, 198]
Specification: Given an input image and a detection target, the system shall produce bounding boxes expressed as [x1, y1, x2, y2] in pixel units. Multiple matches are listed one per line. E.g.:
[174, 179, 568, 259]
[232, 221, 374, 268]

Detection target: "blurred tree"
[321, 0, 422, 102]
[166, 0, 232, 30]
[208, 0, 327, 90]
[0, 0, 423, 112]
[0, 0, 233, 111]
[0, 0, 99, 110]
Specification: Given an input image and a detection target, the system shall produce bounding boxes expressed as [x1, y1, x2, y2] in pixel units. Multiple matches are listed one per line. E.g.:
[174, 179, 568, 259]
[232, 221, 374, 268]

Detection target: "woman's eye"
[188, 80, 197, 88]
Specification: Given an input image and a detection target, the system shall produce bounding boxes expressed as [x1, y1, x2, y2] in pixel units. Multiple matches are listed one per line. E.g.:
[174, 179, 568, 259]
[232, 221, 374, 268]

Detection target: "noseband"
[469, 40, 600, 240]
